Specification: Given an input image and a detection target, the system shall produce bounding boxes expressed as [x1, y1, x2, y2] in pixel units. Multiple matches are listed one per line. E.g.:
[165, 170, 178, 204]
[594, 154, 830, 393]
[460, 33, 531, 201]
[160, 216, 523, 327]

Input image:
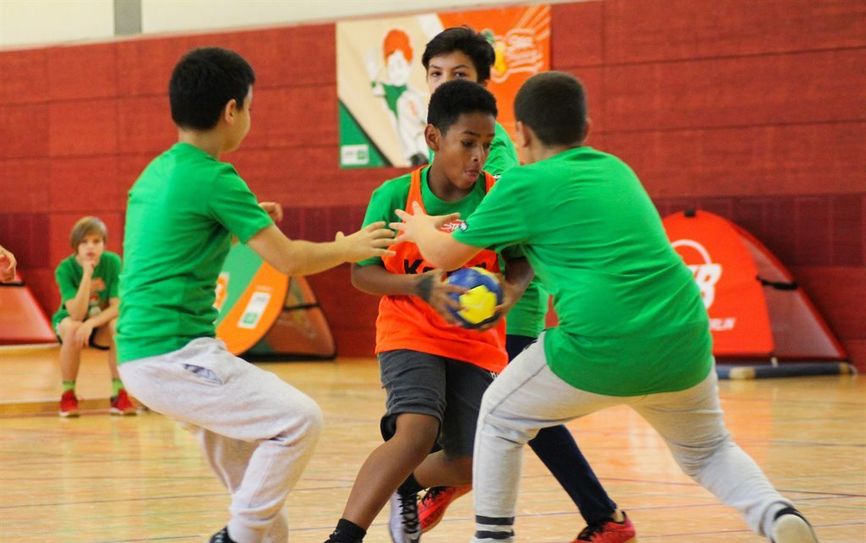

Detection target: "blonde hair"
[69, 216, 107, 250]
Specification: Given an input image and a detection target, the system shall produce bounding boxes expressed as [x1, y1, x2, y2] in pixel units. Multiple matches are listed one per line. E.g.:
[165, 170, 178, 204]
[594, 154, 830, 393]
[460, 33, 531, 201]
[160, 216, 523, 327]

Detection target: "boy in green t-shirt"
[393, 72, 818, 543]
[117, 47, 394, 543]
[52, 216, 135, 417]
[417, 27, 634, 543]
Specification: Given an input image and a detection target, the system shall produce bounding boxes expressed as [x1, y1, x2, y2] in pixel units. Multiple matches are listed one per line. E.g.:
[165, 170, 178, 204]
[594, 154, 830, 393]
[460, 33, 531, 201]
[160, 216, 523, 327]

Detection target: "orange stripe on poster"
[215, 263, 289, 355]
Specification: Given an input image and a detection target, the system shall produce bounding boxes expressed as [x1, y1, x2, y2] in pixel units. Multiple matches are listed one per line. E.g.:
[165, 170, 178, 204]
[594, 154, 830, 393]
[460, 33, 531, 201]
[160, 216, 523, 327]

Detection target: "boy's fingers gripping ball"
[447, 267, 503, 329]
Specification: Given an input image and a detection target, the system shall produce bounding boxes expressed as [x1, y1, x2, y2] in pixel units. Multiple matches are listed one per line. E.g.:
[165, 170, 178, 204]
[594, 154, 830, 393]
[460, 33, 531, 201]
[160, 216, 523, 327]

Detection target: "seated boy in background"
[52, 216, 136, 417]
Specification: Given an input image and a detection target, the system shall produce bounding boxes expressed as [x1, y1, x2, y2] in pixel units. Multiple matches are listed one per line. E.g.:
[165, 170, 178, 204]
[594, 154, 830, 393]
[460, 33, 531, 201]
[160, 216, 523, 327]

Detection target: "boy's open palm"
[0, 247, 16, 282]
[337, 221, 396, 262]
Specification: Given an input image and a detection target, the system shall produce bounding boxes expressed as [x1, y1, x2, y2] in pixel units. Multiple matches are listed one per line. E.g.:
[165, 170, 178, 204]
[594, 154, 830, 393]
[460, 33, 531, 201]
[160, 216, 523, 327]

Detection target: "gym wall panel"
[116, 96, 174, 154]
[604, 122, 866, 197]
[790, 266, 866, 343]
[0, 49, 49, 104]
[47, 43, 117, 101]
[0, 104, 49, 159]
[604, 0, 866, 63]
[48, 99, 119, 157]
[550, 1, 603, 68]
[255, 86, 339, 149]
[832, 195, 863, 267]
[116, 38, 197, 97]
[48, 156, 121, 212]
[603, 48, 866, 133]
[0, 160, 49, 214]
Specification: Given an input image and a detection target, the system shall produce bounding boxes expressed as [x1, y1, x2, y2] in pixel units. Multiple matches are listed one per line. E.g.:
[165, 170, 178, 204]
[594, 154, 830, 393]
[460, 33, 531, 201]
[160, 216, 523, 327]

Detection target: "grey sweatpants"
[119, 338, 323, 543]
[471, 334, 794, 542]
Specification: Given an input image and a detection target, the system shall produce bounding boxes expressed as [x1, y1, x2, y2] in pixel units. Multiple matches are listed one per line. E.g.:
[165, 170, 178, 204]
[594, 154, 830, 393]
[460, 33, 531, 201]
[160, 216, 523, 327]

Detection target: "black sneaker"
[210, 526, 238, 543]
[388, 490, 421, 543]
[771, 506, 819, 543]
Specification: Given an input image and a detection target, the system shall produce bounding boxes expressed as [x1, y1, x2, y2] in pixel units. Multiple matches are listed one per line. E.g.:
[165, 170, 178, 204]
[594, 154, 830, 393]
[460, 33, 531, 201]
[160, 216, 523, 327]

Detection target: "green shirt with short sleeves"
[117, 142, 274, 363]
[484, 122, 547, 338]
[453, 146, 713, 396]
[51, 251, 121, 329]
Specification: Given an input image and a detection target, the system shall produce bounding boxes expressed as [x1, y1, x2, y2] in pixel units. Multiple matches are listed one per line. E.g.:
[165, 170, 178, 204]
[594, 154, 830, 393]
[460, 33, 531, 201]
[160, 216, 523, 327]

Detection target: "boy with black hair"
[117, 47, 395, 543]
[418, 26, 635, 543]
[393, 71, 819, 543]
[323, 79, 532, 543]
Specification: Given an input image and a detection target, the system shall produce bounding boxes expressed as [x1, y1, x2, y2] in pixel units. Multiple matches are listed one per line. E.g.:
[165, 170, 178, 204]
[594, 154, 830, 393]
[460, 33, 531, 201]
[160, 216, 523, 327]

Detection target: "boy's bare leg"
[57, 318, 83, 382]
[341, 413, 439, 528]
[413, 450, 472, 488]
[93, 320, 121, 380]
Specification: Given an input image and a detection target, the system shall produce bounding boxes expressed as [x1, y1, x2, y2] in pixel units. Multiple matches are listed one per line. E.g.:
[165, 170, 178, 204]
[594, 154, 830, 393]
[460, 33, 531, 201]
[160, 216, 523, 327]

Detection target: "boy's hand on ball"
[338, 221, 396, 262]
[415, 269, 465, 325]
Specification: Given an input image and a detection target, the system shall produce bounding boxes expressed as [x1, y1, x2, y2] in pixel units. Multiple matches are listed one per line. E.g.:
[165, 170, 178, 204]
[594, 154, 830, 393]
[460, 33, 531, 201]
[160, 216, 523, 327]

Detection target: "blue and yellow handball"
[447, 267, 503, 329]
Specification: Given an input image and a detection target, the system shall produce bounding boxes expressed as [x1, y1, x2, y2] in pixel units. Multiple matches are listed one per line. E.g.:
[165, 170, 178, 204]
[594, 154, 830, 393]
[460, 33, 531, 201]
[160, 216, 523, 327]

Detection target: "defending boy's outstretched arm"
[391, 202, 480, 270]
[247, 222, 396, 277]
[0, 244, 16, 282]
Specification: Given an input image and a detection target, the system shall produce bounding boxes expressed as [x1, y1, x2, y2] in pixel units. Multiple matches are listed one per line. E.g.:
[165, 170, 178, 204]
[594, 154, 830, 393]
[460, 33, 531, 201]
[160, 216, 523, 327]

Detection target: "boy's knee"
[59, 320, 82, 342]
[293, 397, 324, 440]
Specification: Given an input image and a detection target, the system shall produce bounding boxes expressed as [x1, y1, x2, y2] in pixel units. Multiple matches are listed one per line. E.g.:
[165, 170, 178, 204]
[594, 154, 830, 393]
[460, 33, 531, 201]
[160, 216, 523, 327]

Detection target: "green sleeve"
[105, 252, 121, 299]
[357, 177, 410, 267]
[55, 259, 79, 303]
[484, 122, 520, 178]
[208, 167, 274, 243]
[453, 169, 530, 252]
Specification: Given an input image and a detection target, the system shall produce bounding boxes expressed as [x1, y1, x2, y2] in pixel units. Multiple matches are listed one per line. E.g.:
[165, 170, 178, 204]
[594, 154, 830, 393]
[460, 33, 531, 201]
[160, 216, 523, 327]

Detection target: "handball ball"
[447, 267, 503, 329]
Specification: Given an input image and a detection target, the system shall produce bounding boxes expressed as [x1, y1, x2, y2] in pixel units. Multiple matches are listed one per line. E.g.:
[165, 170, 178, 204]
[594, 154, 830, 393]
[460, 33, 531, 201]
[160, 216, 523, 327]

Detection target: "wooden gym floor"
[0, 346, 864, 543]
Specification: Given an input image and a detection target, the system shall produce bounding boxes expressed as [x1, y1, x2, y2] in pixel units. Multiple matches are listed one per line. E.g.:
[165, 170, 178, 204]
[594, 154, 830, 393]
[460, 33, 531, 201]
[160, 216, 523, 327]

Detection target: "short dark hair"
[422, 26, 495, 83]
[428, 79, 497, 135]
[169, 47, 255, 130]
[514, 71, 588, 146]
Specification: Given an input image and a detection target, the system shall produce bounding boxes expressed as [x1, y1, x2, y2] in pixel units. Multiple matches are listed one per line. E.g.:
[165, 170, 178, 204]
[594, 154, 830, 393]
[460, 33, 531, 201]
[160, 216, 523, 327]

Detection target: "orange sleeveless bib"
[375, 168, 507, 372]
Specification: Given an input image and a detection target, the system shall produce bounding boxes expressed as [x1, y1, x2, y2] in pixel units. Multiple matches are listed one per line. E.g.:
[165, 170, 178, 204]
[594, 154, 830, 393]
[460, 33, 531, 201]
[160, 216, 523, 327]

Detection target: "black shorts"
[378, 349, 495, 458]
[55, 326, 110, 351]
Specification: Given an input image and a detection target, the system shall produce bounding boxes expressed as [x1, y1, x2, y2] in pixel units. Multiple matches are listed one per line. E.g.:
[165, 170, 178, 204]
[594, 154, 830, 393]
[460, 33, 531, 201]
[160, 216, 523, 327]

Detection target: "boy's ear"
[582, 117, 592, 143]
[424, 124, 441, 152]
[222, 98, 238, 124]
[515, 121, 531, 149]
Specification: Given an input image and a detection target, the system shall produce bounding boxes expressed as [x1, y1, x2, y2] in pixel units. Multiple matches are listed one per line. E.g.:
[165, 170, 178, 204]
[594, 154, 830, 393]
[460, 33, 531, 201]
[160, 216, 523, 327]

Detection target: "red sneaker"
[573, 511, 637, 543]
[59, 390, 79, 417]
[110, 388, 138, 416]
[418, 485, 471, 533]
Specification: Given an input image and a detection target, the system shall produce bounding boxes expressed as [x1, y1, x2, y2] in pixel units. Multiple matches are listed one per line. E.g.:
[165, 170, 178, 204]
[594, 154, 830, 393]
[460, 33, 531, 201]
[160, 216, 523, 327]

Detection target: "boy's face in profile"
[431, 112, 495, 190]
[225, 86, 253, 153]
[426, 51, 481, 93]
[76, 233, 105, 266]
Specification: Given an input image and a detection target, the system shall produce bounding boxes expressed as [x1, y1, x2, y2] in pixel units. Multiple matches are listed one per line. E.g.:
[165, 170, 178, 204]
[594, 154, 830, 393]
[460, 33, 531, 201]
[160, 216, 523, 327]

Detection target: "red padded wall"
[0, 1, 863, 369]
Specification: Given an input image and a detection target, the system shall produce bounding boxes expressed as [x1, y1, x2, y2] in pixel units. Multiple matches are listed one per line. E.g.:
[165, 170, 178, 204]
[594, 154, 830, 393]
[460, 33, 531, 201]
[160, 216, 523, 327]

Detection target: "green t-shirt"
[453, 146, 713, 396]
[117, 142, 273, 363]
[358, 167, 490, 268]
[51, 251, 121, 329]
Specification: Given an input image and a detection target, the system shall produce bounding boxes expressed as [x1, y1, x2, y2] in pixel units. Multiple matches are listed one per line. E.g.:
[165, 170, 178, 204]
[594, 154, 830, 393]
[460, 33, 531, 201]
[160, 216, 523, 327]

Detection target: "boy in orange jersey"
[324, 79, 532, 543]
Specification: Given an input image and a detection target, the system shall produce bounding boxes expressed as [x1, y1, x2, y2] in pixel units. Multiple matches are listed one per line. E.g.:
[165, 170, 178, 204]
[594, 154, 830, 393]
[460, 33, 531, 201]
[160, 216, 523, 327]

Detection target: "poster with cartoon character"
[337, 4, 550, 168]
